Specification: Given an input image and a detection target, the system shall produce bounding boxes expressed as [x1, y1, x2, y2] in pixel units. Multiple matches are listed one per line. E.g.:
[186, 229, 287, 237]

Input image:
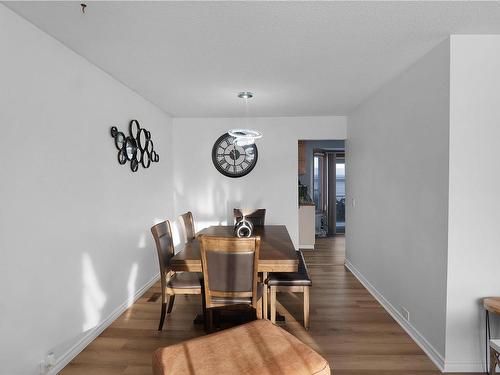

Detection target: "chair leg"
[491, 346, 499, 375]
[256, 298, 263, 319]
[201, 292, 208, 332]
[167, 295, 176, 313]
[158, 302, 167, 331]
[262, 272, 268, 320]
[491, 347, 495, 375]
[304, 286, 310, 330]
[214, 309, 221, 329]
[270, 285, 277, 324]
[207, 309, 214, 332]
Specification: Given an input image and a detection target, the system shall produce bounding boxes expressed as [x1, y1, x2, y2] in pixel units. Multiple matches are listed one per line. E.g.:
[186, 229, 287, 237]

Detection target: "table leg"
[262, 272, 268, 319]
[486, 310, 491, 374]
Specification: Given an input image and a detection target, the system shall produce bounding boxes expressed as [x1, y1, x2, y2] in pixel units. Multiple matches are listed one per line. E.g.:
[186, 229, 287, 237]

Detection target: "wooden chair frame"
[199, 235, 263, 327]
[151, 219, 201, 331]
[180, 211, 196, 243]
[491, 343, 500, 375]
[270, 285, 310, 330]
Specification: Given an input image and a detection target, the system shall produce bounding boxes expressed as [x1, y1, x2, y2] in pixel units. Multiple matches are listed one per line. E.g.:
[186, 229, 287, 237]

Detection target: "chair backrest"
[234, 208, 266, 226]
[151, 220, 175, 276]
[199, 235, 261, 309]
[180, 211, 196, 242]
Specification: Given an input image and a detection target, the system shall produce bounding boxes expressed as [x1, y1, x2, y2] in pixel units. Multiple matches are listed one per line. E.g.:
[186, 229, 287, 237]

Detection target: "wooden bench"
[268, 250, 312, 329]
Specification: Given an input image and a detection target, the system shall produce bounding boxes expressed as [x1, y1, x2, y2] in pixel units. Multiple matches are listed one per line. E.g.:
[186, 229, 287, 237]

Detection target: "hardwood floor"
[61, 237, 480, 374]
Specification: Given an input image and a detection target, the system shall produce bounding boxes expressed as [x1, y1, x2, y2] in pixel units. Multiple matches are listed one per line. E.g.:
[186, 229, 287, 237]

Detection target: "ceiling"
[5, 1, 500, 117]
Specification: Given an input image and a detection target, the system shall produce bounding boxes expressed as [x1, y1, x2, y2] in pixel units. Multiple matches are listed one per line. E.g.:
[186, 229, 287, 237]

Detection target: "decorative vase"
[234, 217, 254, 238]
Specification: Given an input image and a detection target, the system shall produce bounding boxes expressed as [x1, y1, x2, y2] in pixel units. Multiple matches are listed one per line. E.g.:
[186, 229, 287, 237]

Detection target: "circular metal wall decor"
[211, 132, 258, 178]
[110, 120, 160, 172]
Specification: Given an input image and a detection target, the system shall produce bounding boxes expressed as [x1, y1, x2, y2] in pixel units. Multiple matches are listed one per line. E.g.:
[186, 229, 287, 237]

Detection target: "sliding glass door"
[313, 150, 345, 236]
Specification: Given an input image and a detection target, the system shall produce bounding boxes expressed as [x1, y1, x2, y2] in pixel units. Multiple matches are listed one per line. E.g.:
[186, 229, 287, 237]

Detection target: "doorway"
[298, 140, 345, 238]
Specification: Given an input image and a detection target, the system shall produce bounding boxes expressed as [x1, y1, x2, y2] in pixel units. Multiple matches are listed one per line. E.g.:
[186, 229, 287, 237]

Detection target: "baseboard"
[47, 272, 160, 375]
[443, 361, 485, 372]
[344, 259, 446, 372]
[299, 244, 315, 250]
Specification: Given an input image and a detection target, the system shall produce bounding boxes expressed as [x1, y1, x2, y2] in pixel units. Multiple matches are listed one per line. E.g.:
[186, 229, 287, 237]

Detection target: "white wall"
[346, 40, 451, 364]
[445, 35, 500, 372]
[0, 5, 172, 374]
[172, 116, 346, 248]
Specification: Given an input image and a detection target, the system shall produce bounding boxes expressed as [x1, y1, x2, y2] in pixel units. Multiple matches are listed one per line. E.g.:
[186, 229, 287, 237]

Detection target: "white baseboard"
[47, 272, 160, 375]
[344, 259, 446, 372]
[443, 361, 485, 372]
[299, 244, 315, 250]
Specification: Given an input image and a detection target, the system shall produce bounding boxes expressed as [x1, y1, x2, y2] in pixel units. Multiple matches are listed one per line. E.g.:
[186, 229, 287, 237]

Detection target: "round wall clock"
[211, 133, 258, 178]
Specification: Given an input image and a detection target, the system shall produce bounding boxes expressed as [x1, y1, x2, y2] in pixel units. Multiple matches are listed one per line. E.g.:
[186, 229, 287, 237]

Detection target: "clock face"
[211, 133, 258, 178]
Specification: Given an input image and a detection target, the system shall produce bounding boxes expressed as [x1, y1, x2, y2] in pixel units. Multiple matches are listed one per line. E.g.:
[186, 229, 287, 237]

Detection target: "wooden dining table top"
[170, 225, 299, 273]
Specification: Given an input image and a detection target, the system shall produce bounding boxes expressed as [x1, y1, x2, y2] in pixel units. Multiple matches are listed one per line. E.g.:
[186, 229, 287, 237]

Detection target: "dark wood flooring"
[61, 236, 480, 374]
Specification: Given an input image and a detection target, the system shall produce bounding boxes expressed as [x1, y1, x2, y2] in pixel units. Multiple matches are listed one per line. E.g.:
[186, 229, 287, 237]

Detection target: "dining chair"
[151, 219, 202, 331]
[179, 211, 196, 243]
[199, 235, 263, 330]
[268, 250, 312, 329]
[234, 208, 266, 226]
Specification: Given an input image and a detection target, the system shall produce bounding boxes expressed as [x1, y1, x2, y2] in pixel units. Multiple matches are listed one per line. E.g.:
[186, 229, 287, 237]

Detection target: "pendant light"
[228, 92, 263, 146]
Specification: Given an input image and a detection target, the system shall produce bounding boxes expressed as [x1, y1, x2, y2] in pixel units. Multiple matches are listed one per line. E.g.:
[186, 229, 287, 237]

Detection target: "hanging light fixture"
[229, 92, 262, 146]
[237, 91, 253, 100]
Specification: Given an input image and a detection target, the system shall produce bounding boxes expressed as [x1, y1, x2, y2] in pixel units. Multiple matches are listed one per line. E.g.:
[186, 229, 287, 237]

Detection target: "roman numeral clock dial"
[211, 133, 258, 178]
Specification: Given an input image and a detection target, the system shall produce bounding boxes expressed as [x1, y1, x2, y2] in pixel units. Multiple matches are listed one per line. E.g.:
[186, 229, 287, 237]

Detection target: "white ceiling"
[5, 1, 500, 117]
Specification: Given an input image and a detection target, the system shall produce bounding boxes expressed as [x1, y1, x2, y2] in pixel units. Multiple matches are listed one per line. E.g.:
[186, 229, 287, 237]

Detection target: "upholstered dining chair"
[268, 250, 312, 329]
[151, 220, 202, 331]
[179, 211, 196, 243]
[234, 208, 266, 226]
[199, 235, 263, 330]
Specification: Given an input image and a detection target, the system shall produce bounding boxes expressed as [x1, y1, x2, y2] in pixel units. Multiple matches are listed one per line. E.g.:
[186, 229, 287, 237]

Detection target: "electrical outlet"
[39, 353, 56, 374]
[401, 307, 410, 322]
[46, 353, 56, 368]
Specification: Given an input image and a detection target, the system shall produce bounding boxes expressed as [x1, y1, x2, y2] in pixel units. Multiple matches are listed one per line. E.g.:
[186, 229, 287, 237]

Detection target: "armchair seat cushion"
[166, 272, 201, 289]
[153, 319, 330, 375]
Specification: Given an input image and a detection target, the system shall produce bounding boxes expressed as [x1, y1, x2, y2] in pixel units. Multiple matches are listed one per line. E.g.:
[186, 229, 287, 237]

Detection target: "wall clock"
[211, 132, 258, 178]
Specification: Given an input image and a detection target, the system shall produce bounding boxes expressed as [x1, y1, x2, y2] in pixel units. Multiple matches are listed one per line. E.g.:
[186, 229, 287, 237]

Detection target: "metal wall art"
[110, 120, 159, 172]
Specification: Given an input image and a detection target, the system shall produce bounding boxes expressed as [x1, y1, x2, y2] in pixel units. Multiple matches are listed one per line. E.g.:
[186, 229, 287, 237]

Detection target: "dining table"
[170, 224, 299, 320]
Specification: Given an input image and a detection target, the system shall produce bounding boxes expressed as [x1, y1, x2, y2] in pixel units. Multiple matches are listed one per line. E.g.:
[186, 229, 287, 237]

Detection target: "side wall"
[171, 116, 346, 248]
[445, 35, 500, 372]
[0, 6, 173, 374]
[346, 40, 451, 366]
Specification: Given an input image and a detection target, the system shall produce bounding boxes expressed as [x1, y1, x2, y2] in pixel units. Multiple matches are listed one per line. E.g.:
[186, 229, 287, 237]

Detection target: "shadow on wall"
[82, 253, 107, 331]
[226, 199, 265, 226]
[81, 253, 140, 331]
[45, 250, 144, 366]
[174, 177, 238, 233]
[173, 172, 273, 235]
